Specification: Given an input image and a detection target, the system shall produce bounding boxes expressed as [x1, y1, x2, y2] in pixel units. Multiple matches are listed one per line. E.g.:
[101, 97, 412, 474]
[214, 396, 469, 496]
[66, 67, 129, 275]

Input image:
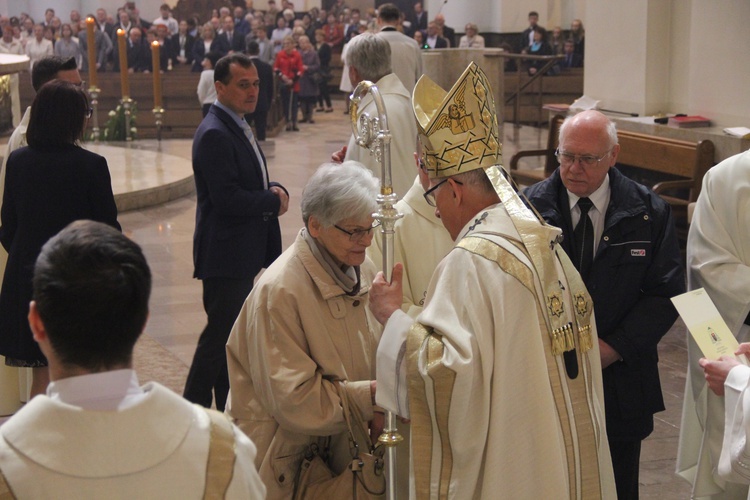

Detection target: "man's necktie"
[573, 197, 594, 279]
[241, 120, 268, 189]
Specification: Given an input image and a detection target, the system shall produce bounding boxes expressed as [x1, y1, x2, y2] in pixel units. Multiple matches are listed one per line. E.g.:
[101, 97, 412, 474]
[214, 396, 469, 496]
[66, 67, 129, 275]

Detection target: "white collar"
[47, 369, 145, 411]
[567, 172, 610, 215]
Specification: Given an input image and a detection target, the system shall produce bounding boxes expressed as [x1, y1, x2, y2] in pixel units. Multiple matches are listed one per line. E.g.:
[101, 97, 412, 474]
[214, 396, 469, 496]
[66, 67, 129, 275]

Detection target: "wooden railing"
[18, 65, 286, 140]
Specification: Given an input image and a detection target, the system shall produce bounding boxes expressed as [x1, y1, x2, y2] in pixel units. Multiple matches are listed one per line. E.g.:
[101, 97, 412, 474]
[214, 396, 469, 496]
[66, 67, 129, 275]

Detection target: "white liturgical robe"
[678, 149, 750, 499]
[377, 198, 616, 499]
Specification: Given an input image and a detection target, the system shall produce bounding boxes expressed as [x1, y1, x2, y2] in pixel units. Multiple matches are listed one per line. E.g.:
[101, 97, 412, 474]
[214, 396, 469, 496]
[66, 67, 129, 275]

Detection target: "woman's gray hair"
[345, 32, 391, 82]
[301, 161, 380, 227]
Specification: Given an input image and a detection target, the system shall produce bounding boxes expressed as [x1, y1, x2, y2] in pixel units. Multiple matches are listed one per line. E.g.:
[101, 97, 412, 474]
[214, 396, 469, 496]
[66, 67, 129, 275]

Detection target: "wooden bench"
[18, 66, 287, 139]
[510, 113, 716, 236]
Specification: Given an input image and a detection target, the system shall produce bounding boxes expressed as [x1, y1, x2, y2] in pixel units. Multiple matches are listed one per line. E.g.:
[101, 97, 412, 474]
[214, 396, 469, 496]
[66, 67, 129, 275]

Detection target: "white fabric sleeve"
[376, 309, 413, 418]
[719, 364, 750, 483]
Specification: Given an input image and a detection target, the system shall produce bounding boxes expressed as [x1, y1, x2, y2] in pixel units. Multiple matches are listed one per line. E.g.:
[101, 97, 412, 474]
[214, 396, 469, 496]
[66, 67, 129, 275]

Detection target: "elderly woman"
[226, 161, 382, 499]
[273, 35, 303, 131]
[458, 22, 485, 48]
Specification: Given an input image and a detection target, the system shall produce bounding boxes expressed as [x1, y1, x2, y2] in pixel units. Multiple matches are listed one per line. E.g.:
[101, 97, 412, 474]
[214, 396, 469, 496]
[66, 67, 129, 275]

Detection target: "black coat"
[524, 167, 685, 440]
[113, 38, 150, 72]
[170, 33, 196, 65]
[0, 145, 120, 362]
[192, 105, 285, 280]
[248, 58, 273, 115]
[192, 37, 231, 72]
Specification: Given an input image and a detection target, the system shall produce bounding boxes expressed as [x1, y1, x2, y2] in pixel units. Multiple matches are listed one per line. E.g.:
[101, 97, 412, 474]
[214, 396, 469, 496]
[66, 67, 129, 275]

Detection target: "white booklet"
[672, 288, 744, 360]
[723, 127, 750, 139]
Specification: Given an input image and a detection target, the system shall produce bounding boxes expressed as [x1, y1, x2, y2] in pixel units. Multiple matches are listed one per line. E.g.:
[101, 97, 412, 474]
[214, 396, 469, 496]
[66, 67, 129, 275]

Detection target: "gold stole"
[406, 166, 604, 499]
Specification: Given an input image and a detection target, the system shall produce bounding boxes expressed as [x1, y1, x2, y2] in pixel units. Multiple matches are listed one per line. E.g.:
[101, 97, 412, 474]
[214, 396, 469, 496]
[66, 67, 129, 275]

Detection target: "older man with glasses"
[523, 109, 685, 500]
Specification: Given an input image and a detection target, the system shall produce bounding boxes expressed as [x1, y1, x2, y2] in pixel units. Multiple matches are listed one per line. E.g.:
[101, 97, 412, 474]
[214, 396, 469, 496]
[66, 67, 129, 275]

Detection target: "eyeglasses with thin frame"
[423, 178, 463, 207]
[555, 147, 613, 168]
[333, 221, 381, 242]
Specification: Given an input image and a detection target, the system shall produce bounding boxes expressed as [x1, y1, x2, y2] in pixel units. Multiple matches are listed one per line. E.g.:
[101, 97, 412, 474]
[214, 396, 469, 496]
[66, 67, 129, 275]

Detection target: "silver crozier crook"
[350, 80, 403, 500]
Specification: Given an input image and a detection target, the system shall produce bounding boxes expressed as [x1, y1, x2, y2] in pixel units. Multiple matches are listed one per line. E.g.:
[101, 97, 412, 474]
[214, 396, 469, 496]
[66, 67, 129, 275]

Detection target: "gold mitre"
[412, 62, 502, 179]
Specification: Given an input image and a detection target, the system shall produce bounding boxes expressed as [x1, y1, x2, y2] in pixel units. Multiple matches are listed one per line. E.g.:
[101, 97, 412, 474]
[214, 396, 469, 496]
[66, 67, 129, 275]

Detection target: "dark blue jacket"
[524, 167, 685, 440]
[192, 105, 285, 280]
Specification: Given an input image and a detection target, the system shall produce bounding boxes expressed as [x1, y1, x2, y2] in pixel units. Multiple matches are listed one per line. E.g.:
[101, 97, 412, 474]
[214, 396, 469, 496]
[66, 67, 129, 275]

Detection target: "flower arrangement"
[93, 101, 138, 141]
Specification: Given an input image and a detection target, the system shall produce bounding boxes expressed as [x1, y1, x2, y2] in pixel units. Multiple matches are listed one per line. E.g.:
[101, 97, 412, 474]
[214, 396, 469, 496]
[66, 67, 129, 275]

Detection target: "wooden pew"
[18, 66, 285, 139]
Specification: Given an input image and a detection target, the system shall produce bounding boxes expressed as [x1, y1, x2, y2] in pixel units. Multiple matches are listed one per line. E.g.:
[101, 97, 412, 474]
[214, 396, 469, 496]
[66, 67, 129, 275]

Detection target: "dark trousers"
[317, 81, 331, 108]
[609, 439, 641, 500]
[183, 276, 254, 411]
[280, 87, 299, 125]
[245, 110, 268, 140]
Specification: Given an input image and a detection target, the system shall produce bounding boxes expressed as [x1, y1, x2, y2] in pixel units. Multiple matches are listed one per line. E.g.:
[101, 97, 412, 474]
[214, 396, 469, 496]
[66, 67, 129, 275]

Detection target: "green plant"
[92, 101, 138, 141]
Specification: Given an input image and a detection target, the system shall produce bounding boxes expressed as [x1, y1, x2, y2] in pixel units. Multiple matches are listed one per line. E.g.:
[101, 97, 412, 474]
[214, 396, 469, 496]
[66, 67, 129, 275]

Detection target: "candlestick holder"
[88, 86, 100, 141]
[121, 97, 134, 142]
[152, 107, 165, 142]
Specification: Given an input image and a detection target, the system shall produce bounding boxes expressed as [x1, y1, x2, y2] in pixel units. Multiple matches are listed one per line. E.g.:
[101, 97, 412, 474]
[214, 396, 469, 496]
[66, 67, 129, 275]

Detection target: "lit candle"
[85, 17, 98, 88]
[151, 41, 162, 108]
[117, 29, 129, 98]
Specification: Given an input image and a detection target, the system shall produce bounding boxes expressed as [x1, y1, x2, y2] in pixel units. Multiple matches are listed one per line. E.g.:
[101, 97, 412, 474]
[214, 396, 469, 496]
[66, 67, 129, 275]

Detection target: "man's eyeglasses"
[423, 178, 463, 207]
[334, 221, 381, 242]
[555, 147, 613, 168]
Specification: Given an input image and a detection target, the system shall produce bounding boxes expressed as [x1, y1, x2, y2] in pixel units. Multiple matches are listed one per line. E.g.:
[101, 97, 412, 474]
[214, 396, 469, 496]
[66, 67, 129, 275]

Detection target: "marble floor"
[2, 100, 693, 497]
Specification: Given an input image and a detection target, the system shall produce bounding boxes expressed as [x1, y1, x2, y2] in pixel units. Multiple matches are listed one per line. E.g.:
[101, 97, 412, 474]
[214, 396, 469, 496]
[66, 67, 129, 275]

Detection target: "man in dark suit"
[113, 27, 150, 72]
[185, 53, 289, 412]
[561, 39, 583, 68]
[170, 19, 195, 67]
[244, 41, 273, 141]
[112, 10, 133, 44]
[95, 8, 115, 39]
[222, 16, 246, 53]
[523, 110, 684, 500]
[520, 10, 543, 52]
[425, 21, 448, 48]
[410, 2, 428, 32]
[344, 8, 361, 43]
[434, 13, 454, 47]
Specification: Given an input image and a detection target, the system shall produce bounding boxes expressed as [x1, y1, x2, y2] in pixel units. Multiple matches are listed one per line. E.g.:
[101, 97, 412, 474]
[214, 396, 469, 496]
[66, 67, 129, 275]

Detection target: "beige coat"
[226, 230, 381, 499]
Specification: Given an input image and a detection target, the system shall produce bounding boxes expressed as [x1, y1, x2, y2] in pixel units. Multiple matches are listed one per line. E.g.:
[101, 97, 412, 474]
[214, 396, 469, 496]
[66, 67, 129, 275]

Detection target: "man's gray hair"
[559, 113, 619, 148]
[301, 161, 380, 227]
[345, 32, 392, 82]
[453, 168, 497, 195]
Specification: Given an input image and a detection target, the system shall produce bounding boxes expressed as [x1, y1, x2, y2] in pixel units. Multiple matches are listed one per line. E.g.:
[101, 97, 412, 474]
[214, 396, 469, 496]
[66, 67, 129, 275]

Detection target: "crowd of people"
[5, 3, 750, 500]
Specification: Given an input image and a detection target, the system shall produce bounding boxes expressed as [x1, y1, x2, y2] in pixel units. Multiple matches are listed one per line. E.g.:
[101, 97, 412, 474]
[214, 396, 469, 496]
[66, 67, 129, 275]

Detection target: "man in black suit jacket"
[95, 8, 115, 39]
[221, 16, 246, 53]
[520, 10, 543, 52]
[113, 27, 150, 72]
[523, 110, 684, 500]
[410, 2, 428, 32]
[425, 22, 448, 48]
[434, 13, 454, 47]
[185, 53, 289, 412]
[561, 39, 583, 68]
[170, 20, 195, 67]
[244, 41, 273, 141]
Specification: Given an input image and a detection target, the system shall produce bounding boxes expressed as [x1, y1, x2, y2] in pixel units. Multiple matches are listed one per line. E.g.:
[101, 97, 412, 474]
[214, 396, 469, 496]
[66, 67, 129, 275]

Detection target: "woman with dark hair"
[0, 80, 120, 398]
